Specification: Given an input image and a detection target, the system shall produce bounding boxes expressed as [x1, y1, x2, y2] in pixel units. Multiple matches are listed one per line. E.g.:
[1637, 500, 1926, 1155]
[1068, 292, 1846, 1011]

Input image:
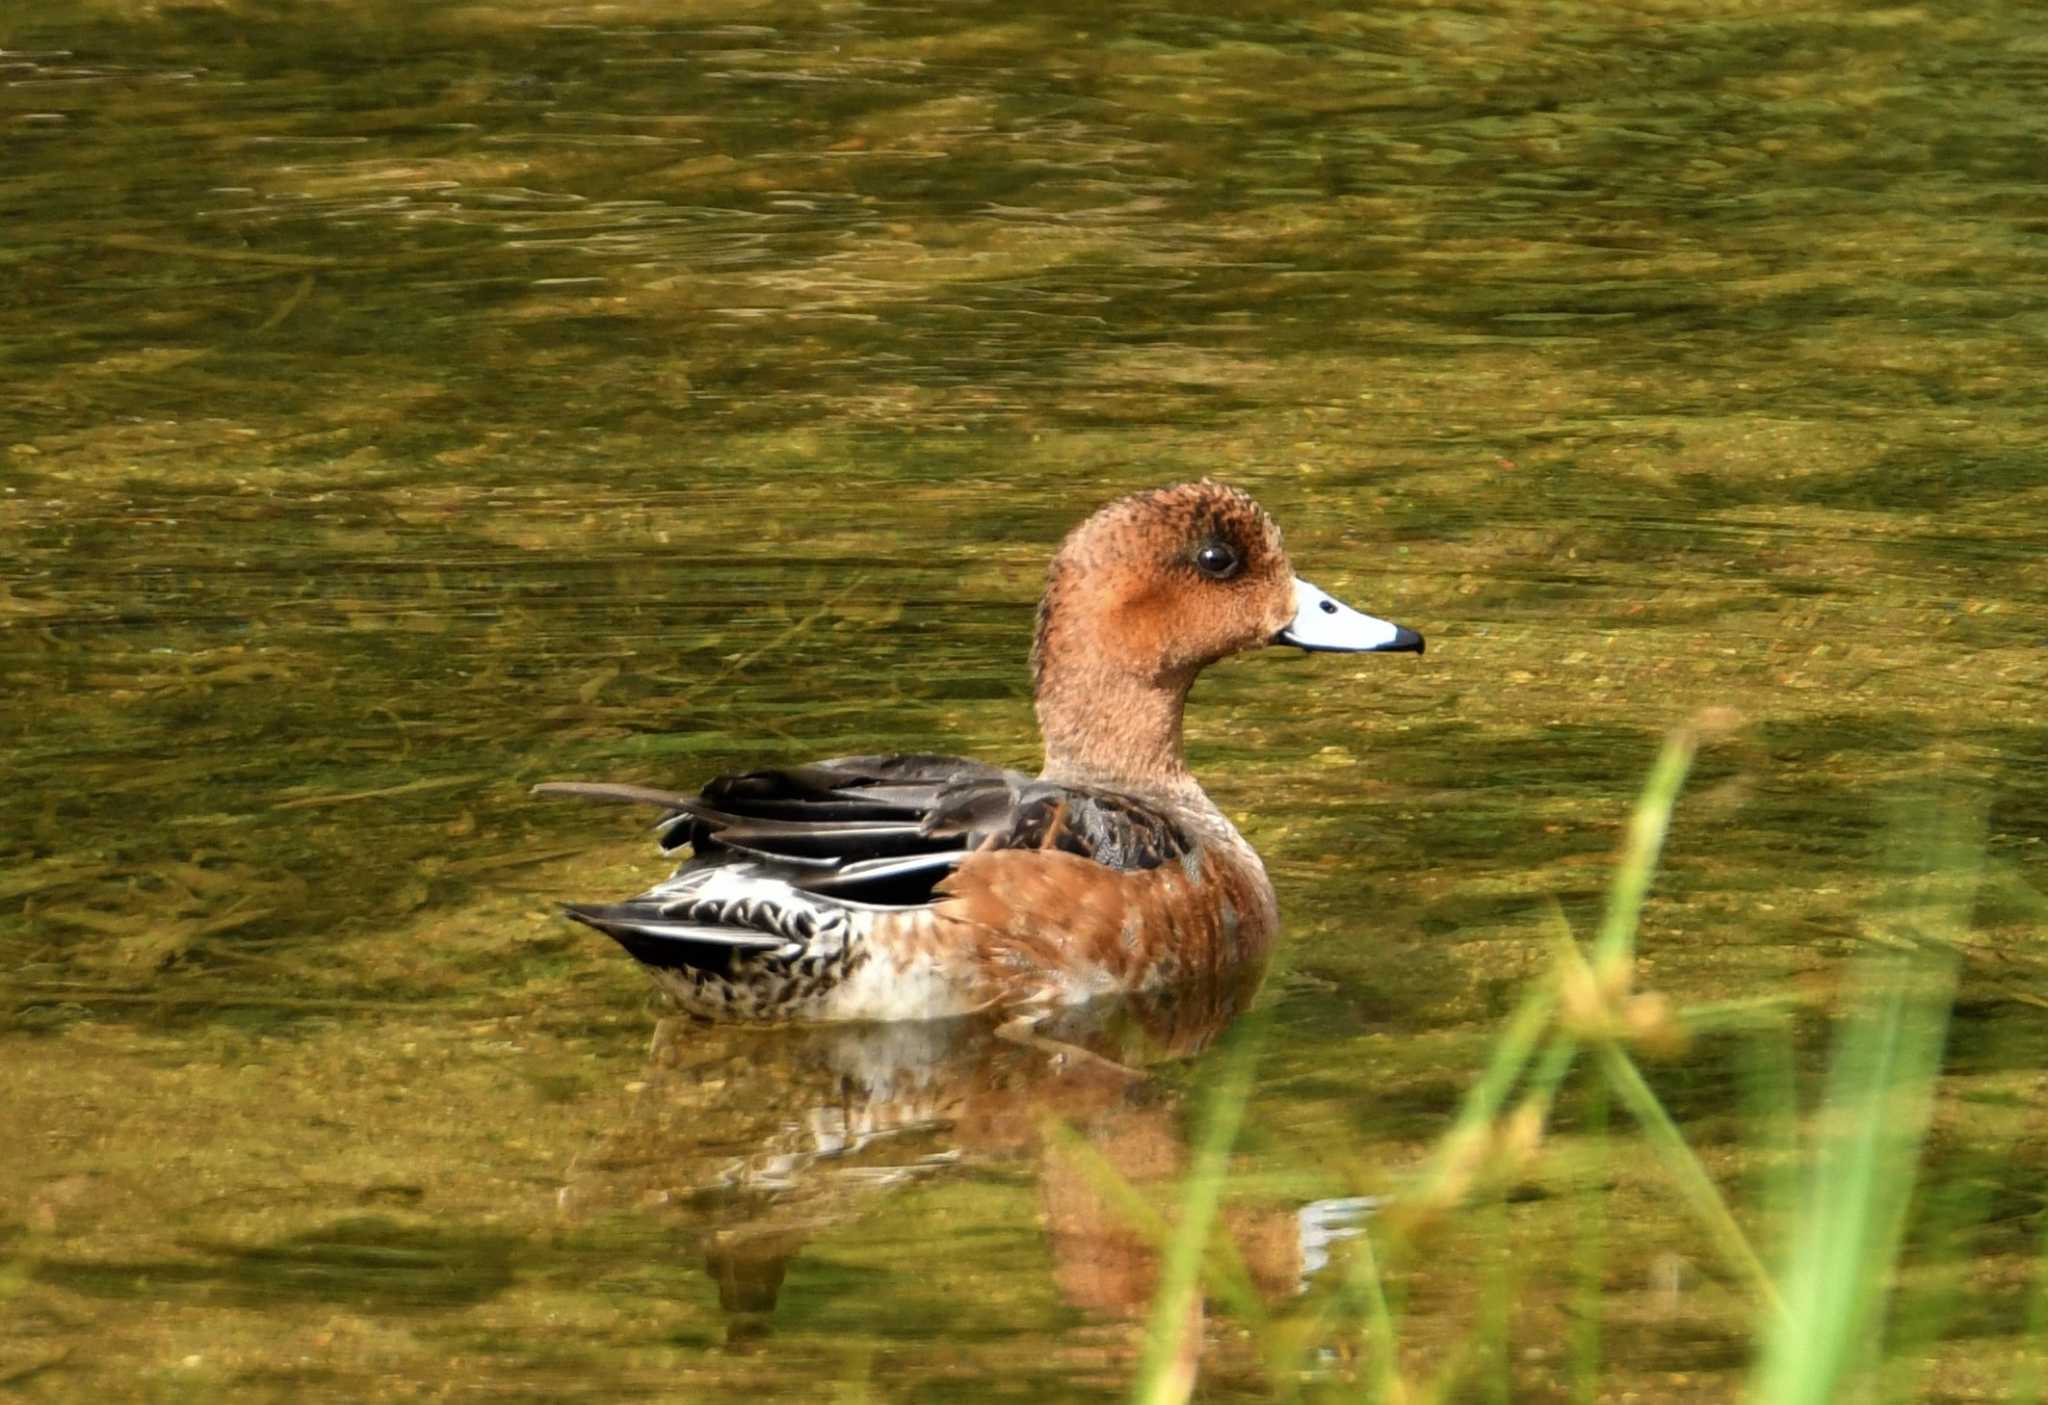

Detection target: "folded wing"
[536, 754, 1199, 976]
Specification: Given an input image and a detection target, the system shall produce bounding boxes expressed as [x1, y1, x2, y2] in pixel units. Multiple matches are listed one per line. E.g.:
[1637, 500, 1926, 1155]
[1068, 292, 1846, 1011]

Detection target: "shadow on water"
[35, 1217, 520, 1314]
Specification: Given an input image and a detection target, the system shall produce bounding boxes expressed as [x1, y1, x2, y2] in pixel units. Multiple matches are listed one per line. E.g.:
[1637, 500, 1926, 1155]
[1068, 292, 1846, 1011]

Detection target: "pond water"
[4, 2, 2046, 1400]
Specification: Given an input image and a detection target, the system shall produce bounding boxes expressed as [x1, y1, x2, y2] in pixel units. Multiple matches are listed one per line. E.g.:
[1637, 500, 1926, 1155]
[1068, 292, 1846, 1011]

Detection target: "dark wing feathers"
[936, 786, 1194, 871]
[559, 903, 782, 979]
[659, 808, 933, 861]
[797, 849, 971, 894]
[536, 753, 1197, 910]
[560, 903, 786, 949]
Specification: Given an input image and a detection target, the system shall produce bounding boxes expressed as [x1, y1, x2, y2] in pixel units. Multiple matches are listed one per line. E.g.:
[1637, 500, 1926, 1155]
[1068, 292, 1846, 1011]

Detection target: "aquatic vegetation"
[1123, 725, 2041, 1403]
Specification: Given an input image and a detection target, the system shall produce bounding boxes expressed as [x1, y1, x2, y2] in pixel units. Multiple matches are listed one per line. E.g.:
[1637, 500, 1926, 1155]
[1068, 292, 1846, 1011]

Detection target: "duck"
[536, 481, 1423, 1024]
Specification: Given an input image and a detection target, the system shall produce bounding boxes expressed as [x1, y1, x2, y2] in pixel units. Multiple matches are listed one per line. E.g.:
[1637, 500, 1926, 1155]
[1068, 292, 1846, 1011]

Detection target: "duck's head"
[1031, 481, 1422, 790]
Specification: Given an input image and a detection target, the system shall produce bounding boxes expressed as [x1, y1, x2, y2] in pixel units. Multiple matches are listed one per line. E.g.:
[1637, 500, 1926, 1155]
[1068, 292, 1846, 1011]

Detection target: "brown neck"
[1034, 664, 1197, 796]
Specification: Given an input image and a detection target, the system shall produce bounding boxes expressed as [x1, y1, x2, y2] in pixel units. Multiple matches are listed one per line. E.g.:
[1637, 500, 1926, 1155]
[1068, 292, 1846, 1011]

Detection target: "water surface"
[4, 2, 2046, 1400]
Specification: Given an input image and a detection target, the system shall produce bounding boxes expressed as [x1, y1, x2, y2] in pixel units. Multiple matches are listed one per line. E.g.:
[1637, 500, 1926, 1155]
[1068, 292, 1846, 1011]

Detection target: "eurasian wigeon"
[538, 481, 1422, 1023]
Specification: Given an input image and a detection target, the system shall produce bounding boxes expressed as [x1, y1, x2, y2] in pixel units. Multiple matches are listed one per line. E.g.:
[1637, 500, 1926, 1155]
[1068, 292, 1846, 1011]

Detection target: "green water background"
[4, 2, 2045, 1399]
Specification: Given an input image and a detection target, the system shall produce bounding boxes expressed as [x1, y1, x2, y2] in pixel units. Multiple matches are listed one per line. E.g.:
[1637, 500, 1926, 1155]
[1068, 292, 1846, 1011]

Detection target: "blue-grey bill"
[1276, 576, 1425, 654]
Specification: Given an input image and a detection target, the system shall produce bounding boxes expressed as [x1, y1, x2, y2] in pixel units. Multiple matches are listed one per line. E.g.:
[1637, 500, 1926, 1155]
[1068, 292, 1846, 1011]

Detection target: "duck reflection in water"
[559, 968, 1371, 1373]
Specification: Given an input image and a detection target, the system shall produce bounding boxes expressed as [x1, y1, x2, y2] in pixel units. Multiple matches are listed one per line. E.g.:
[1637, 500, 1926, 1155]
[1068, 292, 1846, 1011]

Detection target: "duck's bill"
[1277, 577, 1425, 654]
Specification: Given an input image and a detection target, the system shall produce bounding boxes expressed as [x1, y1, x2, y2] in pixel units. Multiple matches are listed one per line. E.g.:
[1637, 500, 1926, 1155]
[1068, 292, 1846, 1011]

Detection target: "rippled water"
[4, 3, 2046, 1400]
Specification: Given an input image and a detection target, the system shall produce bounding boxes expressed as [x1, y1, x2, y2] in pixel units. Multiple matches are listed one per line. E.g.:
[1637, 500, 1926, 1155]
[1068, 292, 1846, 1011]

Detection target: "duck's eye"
[1193, 541, 1242, 580]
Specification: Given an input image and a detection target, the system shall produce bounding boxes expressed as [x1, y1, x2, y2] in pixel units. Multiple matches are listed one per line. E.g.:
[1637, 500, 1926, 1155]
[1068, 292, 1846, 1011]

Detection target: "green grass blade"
[1746, 948, 1959, 1405]
[1130, 1018, 1266, 1405]
[1593, 725, 1698, 966]
[1569, 1073, 1610, 1405]
[1337, 1217, 1405, 1404]
[1596, 1039, 1780, 1315]
[2007, 1202, 2048, 1403]
[1749, 796, 1979, 1403]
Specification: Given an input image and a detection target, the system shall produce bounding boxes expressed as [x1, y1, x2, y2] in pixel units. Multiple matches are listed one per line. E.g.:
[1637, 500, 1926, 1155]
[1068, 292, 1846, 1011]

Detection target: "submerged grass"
[1126, 718, 2032, 1404]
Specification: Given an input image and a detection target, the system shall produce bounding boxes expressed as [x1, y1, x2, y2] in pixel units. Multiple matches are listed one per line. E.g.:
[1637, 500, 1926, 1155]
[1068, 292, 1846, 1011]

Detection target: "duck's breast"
[930, 837, 1278, 1007]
